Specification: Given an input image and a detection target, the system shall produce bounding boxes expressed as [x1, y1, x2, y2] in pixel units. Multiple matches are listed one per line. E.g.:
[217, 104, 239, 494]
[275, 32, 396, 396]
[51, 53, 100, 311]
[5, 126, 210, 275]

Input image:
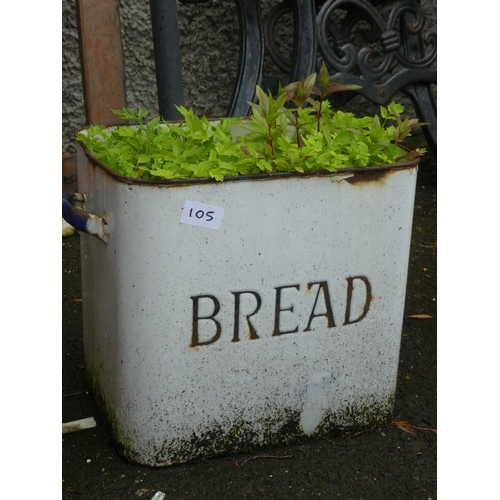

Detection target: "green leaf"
[114, 127, 136, 138]
[324, 82, 362, 95]
[137, 109, 149, 122]
[256, 159, 273, 172]
[111, 107, 140, 122]
[209, 169, 225, 182]
[254, 86, 270, 115]
[136, 154, 150, 164]
[306, 97, 321, 111]
[146, 116, 161, 130]
[251, 106, 269, 128]
[148, 168, 178, 180]
[388, 101, 405, 115]
[334, 130, 354, 145]
[318, 61, 330, 92]
[242, 120, 269, 136]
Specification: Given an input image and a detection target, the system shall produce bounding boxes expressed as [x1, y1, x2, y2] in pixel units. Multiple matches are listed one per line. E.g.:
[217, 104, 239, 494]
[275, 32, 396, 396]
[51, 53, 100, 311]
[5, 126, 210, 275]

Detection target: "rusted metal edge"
[75, 125, 419, 187]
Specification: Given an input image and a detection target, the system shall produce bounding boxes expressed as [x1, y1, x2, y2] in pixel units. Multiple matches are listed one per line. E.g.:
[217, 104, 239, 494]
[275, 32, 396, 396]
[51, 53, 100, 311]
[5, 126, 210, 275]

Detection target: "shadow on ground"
[62, 156, 436, 500]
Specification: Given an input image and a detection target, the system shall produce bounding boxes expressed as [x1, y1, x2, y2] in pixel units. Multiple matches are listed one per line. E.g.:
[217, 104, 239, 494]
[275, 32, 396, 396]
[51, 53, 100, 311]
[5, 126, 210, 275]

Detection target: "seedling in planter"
[245, 85, 289, 171]
[77, 65, 426, 181]
[281, 61, 362, 137]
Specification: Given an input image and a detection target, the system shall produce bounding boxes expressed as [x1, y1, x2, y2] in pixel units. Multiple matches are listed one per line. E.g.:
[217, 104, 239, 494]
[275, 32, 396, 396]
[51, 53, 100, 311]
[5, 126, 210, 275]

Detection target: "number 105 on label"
[180, 200, 224, 230]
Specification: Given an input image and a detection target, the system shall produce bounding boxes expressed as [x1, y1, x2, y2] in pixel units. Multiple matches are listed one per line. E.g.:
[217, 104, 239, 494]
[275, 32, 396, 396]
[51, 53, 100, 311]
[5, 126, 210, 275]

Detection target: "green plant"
[76, 63, 426, 182]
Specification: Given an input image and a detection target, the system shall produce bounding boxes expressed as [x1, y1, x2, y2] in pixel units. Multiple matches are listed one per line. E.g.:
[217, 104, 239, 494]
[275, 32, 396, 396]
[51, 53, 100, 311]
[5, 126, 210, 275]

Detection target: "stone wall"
[62, 0, 436, 154]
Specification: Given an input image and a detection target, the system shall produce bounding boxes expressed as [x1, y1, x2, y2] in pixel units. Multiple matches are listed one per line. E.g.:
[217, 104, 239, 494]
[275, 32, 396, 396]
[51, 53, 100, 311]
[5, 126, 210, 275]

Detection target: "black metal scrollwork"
[152, 0, 436, 151]
[239, 0, 437, 151]
[317, 1, 436, 92]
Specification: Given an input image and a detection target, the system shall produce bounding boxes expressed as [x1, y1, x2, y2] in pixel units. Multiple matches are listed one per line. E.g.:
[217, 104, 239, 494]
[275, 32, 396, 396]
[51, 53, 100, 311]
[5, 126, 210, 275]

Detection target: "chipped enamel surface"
[77, 143, 418, 466]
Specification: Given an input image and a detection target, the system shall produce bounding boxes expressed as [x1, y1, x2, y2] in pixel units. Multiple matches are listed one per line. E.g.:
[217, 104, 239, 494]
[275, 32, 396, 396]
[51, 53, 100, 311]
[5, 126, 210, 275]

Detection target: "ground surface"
[62, 156, 436, 500]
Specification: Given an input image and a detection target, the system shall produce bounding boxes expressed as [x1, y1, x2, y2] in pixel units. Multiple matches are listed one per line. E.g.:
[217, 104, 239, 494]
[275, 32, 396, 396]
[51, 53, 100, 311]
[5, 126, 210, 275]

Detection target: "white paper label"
[180, 200, 224, 230]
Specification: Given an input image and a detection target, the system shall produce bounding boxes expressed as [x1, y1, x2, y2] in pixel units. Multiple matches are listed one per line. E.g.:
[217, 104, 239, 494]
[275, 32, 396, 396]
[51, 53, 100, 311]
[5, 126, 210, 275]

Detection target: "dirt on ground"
[62, 155, 436, 500]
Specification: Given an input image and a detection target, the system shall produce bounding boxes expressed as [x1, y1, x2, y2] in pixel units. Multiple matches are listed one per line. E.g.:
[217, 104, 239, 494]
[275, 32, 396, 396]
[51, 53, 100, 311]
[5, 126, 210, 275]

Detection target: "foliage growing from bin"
[77, 62, 426, 181]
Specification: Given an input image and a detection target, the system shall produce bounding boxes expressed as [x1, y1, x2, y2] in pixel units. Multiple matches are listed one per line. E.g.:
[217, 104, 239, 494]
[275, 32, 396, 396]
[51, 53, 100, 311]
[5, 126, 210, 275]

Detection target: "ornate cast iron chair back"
[152, 0, 436, 153]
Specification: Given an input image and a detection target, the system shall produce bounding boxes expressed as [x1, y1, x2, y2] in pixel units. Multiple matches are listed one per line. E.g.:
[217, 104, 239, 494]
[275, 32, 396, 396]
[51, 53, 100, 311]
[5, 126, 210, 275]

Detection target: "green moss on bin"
[85, 362, 395, 467]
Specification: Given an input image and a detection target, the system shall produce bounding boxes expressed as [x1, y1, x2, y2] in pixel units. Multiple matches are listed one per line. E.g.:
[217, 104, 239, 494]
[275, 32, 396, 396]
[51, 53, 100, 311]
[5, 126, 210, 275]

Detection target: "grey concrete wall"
[62, 0, 436, 155]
